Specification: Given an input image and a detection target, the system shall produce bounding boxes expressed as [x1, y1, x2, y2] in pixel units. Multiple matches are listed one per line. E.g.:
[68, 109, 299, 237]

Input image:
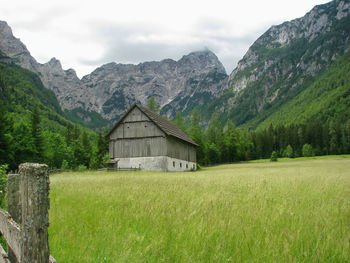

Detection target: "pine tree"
[81, 131, 92, 167]
[146, 96, 160, 113]
[189, 108, 206, 165]
[0, 104, 12, 165]
[30, 105, 45, 162]
[174, 111, 186, 132]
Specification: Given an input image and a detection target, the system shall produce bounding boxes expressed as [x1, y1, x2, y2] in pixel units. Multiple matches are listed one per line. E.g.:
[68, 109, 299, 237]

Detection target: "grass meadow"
[49, 158, 350, 262]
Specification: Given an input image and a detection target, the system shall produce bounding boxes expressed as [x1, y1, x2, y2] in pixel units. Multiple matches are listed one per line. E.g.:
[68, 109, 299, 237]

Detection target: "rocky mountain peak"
[0, 20, 38, 72]
[179, 49, 226, 74]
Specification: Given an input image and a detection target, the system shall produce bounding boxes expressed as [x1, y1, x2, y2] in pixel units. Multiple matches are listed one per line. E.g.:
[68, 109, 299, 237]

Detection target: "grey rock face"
[81, 50, 227, 122]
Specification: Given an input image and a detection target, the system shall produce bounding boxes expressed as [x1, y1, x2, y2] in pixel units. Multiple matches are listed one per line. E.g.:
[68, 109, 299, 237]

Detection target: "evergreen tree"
[0, 104, 12, 165]
[174, 111, 187, 132]
[189, 108, 206, 165]
[284, 145, 293, 158]
[12, 121, 35, 167]
[65, 125, 74, 146]
[302, 144, 315, 157]
[81, 131, 92, 168]
[146, 96, 160, 113]
[30, 105, 45, 162]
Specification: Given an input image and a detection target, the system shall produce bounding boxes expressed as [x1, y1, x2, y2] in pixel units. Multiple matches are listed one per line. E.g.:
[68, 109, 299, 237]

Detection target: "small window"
[186, 164, 188, 168]
[173, 161, 175, 167]
[180, 163, 182, 168]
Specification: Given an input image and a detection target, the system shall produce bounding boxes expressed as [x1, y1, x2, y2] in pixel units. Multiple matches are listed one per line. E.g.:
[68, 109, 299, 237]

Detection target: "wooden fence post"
[19, 163, 50, 263]
[6, 173, 21, 263]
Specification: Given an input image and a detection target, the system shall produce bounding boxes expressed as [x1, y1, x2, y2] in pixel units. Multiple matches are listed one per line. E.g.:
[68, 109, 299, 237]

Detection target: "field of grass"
[49, 158, 350, 262]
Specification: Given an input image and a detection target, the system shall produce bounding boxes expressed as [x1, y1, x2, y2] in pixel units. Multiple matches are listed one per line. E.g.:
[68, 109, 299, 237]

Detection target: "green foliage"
[30, 105, 45, 162]
[284, 144, 294, 158]
[0, 62, 99, 170]
[173, 112, 187, 133]
[64, 108, 108, 130]
[77, 165, 87, 171]
[61, 160, 70, 170]
[270, 151, 278, 162]
[302, 144, 315, 157]
[0, 164, 8, 209]
[146, 96, 160, 113]
[0, 104, 13, 165]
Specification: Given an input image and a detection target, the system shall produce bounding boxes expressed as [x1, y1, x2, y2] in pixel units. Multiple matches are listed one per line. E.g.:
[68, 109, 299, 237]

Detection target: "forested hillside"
[0, 63, 108, 170]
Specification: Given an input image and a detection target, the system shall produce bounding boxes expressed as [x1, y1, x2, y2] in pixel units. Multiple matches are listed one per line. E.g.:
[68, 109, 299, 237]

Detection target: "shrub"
[0, 164, 8, 209]
[284, 145, 294, 158]
[270, 151, 278, 162]
[302, 144, 315, 157]
[61, 160, 70, 170]
[77, 165, 87, 171]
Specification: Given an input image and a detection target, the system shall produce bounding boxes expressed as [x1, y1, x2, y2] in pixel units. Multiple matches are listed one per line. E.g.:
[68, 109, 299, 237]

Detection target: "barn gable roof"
[106, 104, 199, 146]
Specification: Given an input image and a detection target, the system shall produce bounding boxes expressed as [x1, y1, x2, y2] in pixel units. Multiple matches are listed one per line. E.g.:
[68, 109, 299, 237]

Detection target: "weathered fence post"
[19, 163, 50, 263]
[6, 173, 21, 263]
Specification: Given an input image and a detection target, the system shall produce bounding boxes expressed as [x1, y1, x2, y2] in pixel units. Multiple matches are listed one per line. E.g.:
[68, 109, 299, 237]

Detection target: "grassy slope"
[244, 50, 350, 130]
[49, 158, 350, 262]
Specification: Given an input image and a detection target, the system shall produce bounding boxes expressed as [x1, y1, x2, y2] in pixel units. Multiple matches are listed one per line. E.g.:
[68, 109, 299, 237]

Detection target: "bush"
[284, 145, 294, 158]
[270, 151, 278, 162]
[77, 165, 87, 171]
[302, 144, 315, 157]
[0, 164, 8, 209]
[61, 160, 70, 170]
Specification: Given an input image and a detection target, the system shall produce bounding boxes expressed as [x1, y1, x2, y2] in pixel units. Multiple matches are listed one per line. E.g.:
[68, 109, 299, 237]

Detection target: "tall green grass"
[49, 158, 350, 262]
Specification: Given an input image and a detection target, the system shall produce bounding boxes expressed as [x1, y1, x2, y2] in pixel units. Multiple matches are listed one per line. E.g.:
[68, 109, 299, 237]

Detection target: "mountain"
[0, 21, 227, 128]
[208, 0, 350, 128]
[81, 50, 227, 124]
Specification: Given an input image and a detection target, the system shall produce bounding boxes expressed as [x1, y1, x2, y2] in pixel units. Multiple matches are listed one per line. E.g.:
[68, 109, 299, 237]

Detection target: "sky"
[0, 0, 330, 78]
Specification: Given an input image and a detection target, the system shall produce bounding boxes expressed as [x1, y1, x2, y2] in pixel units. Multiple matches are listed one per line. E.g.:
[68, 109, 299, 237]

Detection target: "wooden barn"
[106, 104, 198, 171]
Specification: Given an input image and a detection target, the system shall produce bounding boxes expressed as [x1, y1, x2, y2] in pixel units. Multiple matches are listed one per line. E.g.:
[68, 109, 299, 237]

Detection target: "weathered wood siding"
[110, 108, 165, 140]
[113, 137, 166, 158]
[167, 136, 196, 162]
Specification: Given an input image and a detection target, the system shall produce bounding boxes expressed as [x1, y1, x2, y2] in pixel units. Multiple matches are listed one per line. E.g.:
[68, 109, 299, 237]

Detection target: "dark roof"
[106, 104, 199, 146]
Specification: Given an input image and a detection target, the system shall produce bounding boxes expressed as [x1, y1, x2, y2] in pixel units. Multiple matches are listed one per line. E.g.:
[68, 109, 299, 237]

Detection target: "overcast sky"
[0, 0, 329, 78]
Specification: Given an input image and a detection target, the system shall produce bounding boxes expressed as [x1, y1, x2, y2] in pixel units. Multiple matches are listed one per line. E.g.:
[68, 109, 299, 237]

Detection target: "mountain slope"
[0, 62, 96, 135]
[245, 49, 350, 129]
[210, 0, 350, 127]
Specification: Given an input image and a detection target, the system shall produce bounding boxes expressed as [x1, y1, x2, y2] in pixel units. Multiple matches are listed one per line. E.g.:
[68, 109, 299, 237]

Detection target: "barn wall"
[110, 108, 165, 140]
[166, 136, 196, 163]
[124, 107, 149, 122]
[112, 137, 166, 158]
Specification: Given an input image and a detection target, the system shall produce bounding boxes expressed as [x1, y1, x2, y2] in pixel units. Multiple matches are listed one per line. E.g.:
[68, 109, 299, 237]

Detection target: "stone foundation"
[115, 156, 197, 172]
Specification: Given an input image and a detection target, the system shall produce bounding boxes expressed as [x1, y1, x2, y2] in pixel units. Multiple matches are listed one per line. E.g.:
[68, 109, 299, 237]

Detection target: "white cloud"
[0, 0, 330, 78]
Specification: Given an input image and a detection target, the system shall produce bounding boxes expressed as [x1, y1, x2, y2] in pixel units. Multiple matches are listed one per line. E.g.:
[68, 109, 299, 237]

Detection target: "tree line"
[1, 100, 349, 171]
[175, 109, 350, 165]
[0, 104, 109, 171]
